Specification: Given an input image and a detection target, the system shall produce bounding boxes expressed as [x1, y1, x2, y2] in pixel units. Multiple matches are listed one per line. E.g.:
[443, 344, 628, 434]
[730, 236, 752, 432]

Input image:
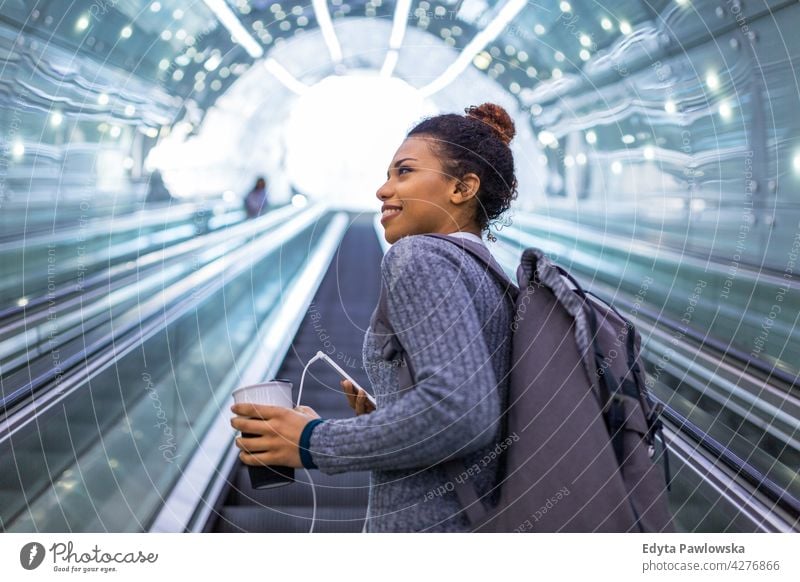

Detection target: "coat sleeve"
[308, 235, 502, 474]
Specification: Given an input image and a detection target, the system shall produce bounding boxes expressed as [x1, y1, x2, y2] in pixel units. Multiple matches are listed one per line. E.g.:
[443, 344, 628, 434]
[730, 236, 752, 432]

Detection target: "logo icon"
[20, 542, 46, 570]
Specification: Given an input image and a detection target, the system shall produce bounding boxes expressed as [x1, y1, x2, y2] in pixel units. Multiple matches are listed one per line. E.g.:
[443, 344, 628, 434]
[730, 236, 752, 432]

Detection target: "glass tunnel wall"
[0, 0, 798, 532]
[1, 1, 798, 255]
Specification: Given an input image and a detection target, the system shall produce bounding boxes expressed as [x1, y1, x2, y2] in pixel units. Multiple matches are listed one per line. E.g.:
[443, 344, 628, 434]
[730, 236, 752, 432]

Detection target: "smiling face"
[376, 136, 481, 244]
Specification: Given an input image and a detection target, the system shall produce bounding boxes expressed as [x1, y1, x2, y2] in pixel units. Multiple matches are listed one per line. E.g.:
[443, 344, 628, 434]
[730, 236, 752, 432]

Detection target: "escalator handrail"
[505, 214, 800, 293]
[0, 203, 330, 424]
[657, 395, 800, 519]
[0, 201, 212, 252]
[0, 203, 298, 326]
[582, 283, 799, 393]
[150, 212, 352, 533]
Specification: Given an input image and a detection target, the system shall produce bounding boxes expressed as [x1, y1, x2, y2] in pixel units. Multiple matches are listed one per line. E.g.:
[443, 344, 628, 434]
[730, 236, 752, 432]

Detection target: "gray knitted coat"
[308, 233, 514, 532]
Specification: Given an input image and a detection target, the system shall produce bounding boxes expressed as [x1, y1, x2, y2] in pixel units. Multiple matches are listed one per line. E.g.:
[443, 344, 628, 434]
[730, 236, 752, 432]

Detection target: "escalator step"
[213, 505, 366, 533]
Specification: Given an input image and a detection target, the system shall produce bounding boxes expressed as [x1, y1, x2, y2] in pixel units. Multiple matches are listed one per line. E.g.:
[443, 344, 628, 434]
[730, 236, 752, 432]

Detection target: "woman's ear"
[451, 173, 480, 204]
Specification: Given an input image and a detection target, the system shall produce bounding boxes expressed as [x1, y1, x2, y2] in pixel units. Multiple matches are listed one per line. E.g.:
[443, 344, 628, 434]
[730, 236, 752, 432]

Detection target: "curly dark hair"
[407, 102, 518, 241]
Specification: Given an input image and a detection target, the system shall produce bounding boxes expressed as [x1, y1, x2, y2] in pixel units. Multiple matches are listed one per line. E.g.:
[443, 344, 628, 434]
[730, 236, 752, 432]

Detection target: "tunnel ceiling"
[2, 0, 680, 130]
[3, 0, 797, 213]
[2, 0, 793, 137]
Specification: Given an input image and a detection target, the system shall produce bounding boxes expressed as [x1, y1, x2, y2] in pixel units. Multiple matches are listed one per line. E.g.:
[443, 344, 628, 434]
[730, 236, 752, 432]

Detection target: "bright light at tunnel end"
[284, 74, 438, 211]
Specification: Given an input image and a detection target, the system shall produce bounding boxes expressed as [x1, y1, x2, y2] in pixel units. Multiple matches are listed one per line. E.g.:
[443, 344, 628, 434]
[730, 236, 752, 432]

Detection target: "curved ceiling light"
[313, 0, 343, 64]
[202, 0, 263, 58]
[419, 0, 528, 97]
[380, 0, 412, 77]
[263, 58, 310, 95]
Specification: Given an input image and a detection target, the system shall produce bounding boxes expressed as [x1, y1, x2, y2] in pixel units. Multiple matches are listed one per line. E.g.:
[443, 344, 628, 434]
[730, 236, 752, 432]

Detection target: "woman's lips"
[380, 208, 402, 224]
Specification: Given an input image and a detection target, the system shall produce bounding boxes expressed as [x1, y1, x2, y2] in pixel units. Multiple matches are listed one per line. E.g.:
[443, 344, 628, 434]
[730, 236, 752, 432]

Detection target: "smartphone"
[315, 351, 377, 407]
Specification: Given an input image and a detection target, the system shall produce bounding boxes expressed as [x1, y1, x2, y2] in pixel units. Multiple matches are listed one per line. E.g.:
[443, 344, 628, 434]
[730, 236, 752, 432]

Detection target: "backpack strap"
[421, 234, 520, 527]
[373, 233, 518, 528]
[422, 233, 520, 304]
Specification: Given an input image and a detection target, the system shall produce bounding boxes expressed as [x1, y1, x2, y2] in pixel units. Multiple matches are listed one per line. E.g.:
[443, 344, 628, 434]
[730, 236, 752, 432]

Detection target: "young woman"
[231, 102, 519, 532]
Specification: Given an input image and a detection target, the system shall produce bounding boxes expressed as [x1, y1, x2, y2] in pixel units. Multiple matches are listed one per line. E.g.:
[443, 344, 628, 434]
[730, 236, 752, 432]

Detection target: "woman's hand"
[230, 403, 321, 468]
[341, 379, 376, 416]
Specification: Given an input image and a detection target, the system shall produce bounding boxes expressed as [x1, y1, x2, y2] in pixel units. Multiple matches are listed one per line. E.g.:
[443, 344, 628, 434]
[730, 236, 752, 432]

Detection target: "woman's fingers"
[355, 389, 367, 415]
[355, 388, 376, 415]
[341, 379, 375, 415]
[231, 416, 279, 436]
[341, 379, 357, 409]
[231, 403, 285, 420]
[235, 433, 274, 454]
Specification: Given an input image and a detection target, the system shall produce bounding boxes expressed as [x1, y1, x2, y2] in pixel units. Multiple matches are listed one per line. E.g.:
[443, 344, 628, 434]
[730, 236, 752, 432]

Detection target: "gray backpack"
[373, 233, 675, 532]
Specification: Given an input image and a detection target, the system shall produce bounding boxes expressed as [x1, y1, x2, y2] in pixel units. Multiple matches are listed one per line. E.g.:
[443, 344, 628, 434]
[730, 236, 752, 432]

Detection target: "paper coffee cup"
[233, 379, 295, 489]
[233, 380, 293, 408]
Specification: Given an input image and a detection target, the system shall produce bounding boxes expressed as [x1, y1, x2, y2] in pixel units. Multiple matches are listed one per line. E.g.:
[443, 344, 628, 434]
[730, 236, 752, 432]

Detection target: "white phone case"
[315, 351, 377, 407]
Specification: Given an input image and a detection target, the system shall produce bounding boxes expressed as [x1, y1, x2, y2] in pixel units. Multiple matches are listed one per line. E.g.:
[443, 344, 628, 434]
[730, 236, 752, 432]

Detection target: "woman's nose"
[376, 180, 392, 201]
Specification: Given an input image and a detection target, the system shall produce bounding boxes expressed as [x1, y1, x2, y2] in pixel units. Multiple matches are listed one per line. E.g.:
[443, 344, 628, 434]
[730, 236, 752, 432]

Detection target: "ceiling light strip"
[380, 49, 400, 77]
[263, 58, 310, 95]
[419, 0, 527, 97]
[380, 0, 412, 77]
[203, 0, 264, 59]
[389, 0, 413, 48]
[312, 0, 343, 63]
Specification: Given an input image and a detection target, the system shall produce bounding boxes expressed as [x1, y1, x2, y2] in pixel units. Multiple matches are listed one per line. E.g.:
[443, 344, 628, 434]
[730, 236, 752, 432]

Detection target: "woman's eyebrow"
[387, 157, 418, 178]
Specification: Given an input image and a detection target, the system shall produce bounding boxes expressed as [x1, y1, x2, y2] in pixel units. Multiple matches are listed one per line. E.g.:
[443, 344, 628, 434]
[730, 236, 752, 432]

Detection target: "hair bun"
[465, 103, 515, 146]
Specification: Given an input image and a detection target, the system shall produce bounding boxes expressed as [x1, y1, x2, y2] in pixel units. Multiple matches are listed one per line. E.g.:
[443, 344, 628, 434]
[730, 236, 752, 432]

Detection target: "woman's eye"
[398, 167, 412, 175]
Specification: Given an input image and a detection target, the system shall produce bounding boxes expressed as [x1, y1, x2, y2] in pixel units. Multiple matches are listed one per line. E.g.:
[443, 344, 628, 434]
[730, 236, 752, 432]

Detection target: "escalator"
[2, 206, 796, 533]
[205, 215, 383, 532]
[0, 203, 338, 531]
[0, 204, 293, 412]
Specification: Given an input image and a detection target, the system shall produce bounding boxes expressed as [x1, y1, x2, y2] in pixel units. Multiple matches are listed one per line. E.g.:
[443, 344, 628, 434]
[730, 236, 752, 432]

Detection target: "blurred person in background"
[244, 176, 269, 218]
[144, 170, 174, 203]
